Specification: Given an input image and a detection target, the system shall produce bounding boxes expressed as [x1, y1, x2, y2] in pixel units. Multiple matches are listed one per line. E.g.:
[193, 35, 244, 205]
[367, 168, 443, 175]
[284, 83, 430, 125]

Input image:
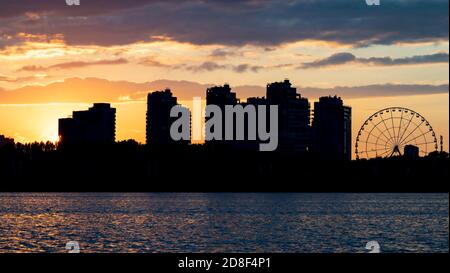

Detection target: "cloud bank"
[0, 77, 447, 104]
[301, 52, 449, 69]
[0, 0, 448, 48]
[18, 58, 128, 72]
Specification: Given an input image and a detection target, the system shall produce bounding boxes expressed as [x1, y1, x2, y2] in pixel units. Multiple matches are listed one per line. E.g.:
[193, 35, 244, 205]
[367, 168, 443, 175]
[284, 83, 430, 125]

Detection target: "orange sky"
[0, 0, 448, 157]
[0, 93, 448, 157]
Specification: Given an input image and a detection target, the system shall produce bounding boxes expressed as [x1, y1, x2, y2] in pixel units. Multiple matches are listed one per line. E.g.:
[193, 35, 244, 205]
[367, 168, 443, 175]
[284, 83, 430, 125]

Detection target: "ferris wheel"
[355, 107, 438, 159]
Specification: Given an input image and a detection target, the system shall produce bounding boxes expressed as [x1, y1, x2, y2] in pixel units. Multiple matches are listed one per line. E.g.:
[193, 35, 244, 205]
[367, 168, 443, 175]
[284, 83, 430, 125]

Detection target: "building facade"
[146, 89, 190, 145]
[59, 103, 116, 144]
[205, 80, 310, 152]
[205, 84, 239, 145]
[311, 96, 352, 160]
[266, 79, 310, 152]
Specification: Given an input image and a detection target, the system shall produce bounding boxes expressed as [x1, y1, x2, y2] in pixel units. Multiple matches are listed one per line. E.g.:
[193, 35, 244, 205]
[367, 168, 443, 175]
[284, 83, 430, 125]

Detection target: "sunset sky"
[0, 0, 448, 152]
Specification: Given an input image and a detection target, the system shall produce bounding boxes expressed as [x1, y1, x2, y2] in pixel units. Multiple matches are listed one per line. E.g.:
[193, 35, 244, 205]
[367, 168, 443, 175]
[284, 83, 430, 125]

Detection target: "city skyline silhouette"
[1, 76, 447, 175]
[0, 0, 448, 151]
[0, 79, 445, 158]
[1, 77, 448, 191]
[0, 0, 449, 259]
[55, 79, 353, 156]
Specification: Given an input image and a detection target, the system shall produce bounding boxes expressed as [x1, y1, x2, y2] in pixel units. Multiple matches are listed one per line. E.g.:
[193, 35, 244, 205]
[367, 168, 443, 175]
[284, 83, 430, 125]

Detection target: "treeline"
[0, 140, 448, 192]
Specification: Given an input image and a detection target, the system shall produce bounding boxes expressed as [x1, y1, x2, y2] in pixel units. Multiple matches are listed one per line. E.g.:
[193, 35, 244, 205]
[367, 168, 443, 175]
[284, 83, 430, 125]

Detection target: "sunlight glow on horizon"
[1, 6, 448, 155]
[0, 93, 448, 157]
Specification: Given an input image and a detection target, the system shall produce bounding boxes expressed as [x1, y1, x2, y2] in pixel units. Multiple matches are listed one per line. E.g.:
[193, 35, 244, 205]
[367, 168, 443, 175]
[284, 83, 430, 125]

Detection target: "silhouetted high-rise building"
[238, 97, 268, 151]
[266, 79, 310, 152]
[59, 103, 116, 144]
[206, 84, 238, 106]
[146, 89, 190, 145]
[312, 96, 351, 160]
[205, 80, 310, 151]
[205, 84, 239, 144]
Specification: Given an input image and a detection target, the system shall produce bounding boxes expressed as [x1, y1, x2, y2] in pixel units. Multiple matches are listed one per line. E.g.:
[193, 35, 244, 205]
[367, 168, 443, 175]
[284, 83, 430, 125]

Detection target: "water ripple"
[0, 193, 448, 253]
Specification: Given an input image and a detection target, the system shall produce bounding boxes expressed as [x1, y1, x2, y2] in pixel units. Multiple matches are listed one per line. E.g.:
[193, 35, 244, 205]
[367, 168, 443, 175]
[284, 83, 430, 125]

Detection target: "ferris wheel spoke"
[412, 141, 435, 146]
[398, 119, 425, 146]
[400, 130, 432, 146]
[369, 120, 393, 146]
[363, 132, 389, 156]
[374, 131, 392, 148]
[374, 122, 395, 147]
[390, 110, 398, 143]
[359, 147, 392, 154]
[396, 109, 405, 144]
[381, 125, 400, 146]
[365, 141, 391, 146]
[378, 149, 393, 158]
[397, 112, 415, 144]
[380, 115, 395, 143]
[400, 123, 427, 146]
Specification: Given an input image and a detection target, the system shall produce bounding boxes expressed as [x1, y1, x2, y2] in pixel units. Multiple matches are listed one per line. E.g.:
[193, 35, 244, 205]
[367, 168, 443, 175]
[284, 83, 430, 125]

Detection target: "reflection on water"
[0, 193, 448, 253]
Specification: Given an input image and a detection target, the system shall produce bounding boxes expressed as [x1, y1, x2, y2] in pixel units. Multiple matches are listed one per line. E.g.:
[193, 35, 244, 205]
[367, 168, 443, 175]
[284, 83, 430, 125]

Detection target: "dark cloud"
[1, 77, 447, 103]
[0, 74, 45, 83]
[137, 56, 170, 68]
[271, 63, 294, 69]
[301, 53, 356, 69]
[18, 58, 128, 71]
[232, 64, 263, 73]
[300, 84, 450, 99]
[139, 59, 263, 73]
[182, 62, 263, 73]
[209, 48, 238, 58]
[301, 52, 449, 69]
[0, 0, 153, 18]
[363, 53, 449, 66]
[184, 61, 228, 72]
[237, 83, 450, 100]
[0, 0, 447, 48]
